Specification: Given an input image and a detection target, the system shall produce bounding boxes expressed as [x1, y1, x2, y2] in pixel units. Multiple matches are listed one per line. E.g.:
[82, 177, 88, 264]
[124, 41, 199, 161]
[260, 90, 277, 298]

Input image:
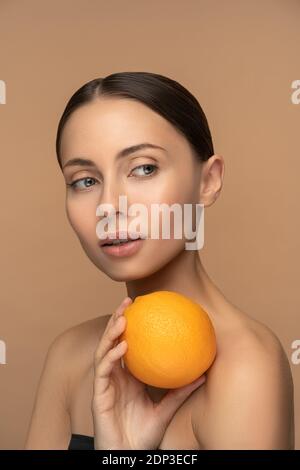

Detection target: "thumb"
[154, 374, 206, 425]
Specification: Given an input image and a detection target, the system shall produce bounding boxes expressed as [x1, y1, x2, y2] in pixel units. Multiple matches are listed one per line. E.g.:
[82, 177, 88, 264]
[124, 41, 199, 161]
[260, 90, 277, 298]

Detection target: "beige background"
[0, 0, 299, 450]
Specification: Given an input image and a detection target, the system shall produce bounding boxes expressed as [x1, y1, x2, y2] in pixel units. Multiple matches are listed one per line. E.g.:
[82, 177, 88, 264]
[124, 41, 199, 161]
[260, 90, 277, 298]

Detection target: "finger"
[94, 339, 128, 396]
[154, 374, 207, 425]
[94, 313, 127, 366]
[114, 296, 132, 319]
[94, 297, 131, 363]
[105, 296, 131, 332]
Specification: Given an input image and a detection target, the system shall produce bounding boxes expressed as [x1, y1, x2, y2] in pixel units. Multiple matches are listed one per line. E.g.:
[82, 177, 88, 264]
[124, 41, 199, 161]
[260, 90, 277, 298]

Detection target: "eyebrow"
[62, 143, 167, 170]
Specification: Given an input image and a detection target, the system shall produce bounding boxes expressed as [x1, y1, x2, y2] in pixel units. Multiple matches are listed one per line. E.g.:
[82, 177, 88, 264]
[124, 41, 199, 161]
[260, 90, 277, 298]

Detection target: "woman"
[24, 71, 294, 450]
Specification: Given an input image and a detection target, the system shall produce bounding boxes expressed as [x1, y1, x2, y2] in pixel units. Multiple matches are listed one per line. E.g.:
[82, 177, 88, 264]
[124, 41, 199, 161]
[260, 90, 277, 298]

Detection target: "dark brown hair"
[55, 71, 214, 169]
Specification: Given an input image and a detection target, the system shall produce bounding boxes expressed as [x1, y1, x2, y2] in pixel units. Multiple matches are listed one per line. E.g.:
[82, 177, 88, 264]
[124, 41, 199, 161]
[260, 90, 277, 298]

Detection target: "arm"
[24, 333, 72, 449]
[192, 336, 295, 449]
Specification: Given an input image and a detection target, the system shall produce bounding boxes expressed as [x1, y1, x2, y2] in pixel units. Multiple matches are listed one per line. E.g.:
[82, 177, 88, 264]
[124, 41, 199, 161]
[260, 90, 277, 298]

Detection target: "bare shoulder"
[52, 313, 111, 377]
[192, 307, 295, 449]
[227, 306, 291, 363]
[24, 314, 111, 449]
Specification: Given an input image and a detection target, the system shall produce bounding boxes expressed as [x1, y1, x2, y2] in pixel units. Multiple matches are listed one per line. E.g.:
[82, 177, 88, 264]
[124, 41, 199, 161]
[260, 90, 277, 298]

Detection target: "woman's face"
[59, 97, 203, 281]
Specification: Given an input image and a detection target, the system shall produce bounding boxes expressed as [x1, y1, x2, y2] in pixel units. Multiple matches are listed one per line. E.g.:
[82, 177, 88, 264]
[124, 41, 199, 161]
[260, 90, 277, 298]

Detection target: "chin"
[102, 250, 185, 282]
[98, 260, 161, 282]
[81, 239, 186, 281]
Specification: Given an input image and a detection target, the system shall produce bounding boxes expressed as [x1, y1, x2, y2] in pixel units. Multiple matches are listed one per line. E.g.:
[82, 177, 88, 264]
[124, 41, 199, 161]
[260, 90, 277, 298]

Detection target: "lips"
[102, 237, 141, 247]
[99, 232, 146, 247]
[100, 236, 145, 258]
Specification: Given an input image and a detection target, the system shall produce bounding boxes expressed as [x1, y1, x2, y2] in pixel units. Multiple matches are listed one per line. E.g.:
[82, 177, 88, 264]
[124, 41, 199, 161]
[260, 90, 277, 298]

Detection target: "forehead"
[59, 97, 191, 165]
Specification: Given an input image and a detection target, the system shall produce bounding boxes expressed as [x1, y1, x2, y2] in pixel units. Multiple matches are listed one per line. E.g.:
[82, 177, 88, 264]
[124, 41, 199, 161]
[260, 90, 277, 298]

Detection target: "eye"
[67, 177, 98, 191]
[129, 164, 158, 178]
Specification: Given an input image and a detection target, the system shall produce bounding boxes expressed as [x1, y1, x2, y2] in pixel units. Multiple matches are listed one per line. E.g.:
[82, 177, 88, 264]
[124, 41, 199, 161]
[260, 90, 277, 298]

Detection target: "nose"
[96, 177, 126, 220]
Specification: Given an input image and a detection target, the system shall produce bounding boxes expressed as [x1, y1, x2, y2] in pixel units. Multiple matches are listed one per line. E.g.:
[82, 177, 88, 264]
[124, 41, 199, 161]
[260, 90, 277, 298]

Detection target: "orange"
[119, 290, 217, 389]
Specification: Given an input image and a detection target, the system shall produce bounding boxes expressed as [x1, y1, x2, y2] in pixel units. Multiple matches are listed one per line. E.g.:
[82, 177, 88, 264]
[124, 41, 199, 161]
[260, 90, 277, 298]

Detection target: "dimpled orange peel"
[119, 290, 217, 389]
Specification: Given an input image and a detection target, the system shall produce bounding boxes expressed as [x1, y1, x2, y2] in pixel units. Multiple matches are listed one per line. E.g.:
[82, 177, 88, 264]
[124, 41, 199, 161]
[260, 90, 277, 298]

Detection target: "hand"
[92, 296, 207, 450]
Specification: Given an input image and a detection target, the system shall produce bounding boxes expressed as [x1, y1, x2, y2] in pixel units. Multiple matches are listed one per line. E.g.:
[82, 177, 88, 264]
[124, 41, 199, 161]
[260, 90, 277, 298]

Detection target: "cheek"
[134, 181, 197, 239]
[66, 199, 97, 243]
[146, 174, 196, 206]
[153, 174, 200, 236]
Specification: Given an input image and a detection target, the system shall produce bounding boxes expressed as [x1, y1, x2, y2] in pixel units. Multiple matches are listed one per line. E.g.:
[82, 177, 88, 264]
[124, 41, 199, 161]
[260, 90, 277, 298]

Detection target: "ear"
[199, 154, 225, 208]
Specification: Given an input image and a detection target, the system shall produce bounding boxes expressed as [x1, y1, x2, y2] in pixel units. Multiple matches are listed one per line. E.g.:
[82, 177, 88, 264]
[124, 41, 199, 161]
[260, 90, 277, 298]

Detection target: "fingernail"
[116, 299, 130, 318]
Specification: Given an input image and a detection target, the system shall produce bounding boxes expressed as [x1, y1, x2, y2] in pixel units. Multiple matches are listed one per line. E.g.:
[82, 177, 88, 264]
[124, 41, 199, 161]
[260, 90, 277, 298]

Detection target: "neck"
[125, 249, 229, 329]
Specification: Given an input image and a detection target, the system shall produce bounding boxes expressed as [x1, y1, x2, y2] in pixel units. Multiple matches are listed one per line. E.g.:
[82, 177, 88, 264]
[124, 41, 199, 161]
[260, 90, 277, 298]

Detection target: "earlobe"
[199, 192, 218, 208]
[200, 189, 222, 208]
[198, 154, 224, 207]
